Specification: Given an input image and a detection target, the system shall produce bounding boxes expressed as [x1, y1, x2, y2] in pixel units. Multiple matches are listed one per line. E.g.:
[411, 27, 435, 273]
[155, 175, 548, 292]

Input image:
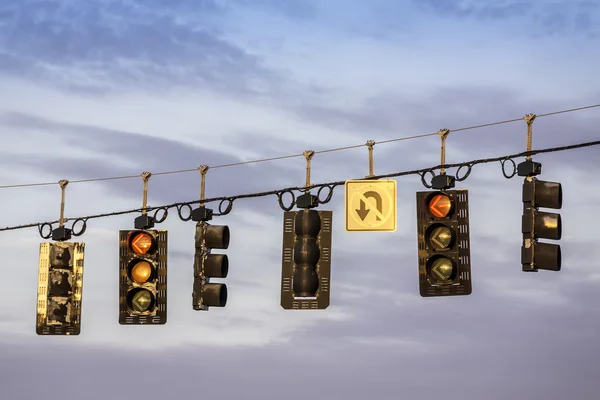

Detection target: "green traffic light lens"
[425, 223, 455, 251]
[127, 288, 155, 313]
[428, 224, 454, 251]
[426, 256, 457, 285]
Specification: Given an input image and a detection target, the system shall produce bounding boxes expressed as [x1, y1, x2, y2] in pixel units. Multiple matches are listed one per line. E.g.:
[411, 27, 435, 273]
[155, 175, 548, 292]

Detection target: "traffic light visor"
[203, 225, 230, 250]
[202, 283, 228, 308]
[427, 193, 453, 218]
[523, 180, 562, 209]
[128, 231, 156, 255]
[535, 180, 562, 209]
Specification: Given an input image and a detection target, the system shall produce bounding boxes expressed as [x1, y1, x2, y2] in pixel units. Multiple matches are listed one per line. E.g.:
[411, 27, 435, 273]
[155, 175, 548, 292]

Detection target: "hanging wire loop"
[420, 169, 436, 189]
[216, 198, 234, 216]
[455, 163, 473, 182]
[177, 204, 193, 221]
[71, 218, 88, 236]
[38, 223, 53, 239]
[153, 207, 169, 223]
[500, 157, 517, 179]
[317, 184, 335, 204]
[277, 189, 296, 211]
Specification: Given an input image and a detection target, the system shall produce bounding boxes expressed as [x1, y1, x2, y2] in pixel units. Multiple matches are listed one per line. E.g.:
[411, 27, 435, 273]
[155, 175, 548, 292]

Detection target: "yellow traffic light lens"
[130, 289, 154, 313]
[427, 256, 457, 284]
[130, 261, 153, 283]
[129, 232, 155, 255]
[428, 194, 452, 218]
[428, 225, 454, 251]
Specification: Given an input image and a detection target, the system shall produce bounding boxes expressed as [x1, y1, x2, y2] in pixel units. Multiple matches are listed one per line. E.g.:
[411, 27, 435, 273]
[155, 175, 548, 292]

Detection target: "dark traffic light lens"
[129, 260, 154, 283]
[426, 224, 455, 251]
[47, 299, 70, 324]
[427, 194, 453, 218]
[128, 231, 156, 255]
[49, 269, 73, 296]
[127, 288, 155, 313]
[426, 256, 457, 284]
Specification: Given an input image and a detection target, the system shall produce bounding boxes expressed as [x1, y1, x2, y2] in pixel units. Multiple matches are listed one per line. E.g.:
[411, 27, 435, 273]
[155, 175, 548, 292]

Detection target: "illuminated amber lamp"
[129, 260, 153, 283]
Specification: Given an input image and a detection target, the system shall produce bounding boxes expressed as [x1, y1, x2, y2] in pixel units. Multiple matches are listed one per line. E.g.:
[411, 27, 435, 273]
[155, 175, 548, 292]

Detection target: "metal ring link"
[455, 163, 473, 182]
[420, 170, 435, 189]
[500, 157, 517, 179]
[153, 207, 169, 223]
[38, 223, 53, 239]
[277, 189, 296, 211]
[316, 184, 334, 204]
[218, 198, 234, 215]
[71, 218, 87, 237]
[177, 204, 193, 221]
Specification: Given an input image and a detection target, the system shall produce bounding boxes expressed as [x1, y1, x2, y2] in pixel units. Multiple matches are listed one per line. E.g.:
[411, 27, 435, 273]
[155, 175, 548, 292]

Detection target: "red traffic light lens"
[128, 231, 155, 255]
[427, 194, 452, 218]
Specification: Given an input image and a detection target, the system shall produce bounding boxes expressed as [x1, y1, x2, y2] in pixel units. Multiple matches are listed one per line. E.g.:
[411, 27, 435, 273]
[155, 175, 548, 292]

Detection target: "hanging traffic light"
[416, 189, 472, 297]
[521, 177, 562, 272]
[193, 221, 229, 310]
[281, 209, 333, 309]
[119, 229, 167, 324]
[36, 241, 85, 335]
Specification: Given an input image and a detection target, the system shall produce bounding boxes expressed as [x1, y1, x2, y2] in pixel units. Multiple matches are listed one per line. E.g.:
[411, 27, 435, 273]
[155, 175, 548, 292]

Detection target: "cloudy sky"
[1, 0, 599, 399]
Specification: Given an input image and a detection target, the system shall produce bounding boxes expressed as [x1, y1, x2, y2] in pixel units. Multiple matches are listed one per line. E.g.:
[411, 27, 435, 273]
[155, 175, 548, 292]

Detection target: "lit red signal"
[128, 231, 155, 255]
[427, 194, 452, 218]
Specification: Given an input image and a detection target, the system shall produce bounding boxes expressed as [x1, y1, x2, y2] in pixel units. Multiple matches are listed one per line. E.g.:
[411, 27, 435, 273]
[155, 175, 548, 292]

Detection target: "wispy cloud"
[0, 0, 285, 96]
[415, 0, 600, 37]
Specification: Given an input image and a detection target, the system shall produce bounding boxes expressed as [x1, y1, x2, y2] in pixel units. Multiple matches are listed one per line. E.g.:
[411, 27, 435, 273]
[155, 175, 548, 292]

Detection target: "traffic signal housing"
[281, 210, 333, 310]
[193, 222, 229, 310]
[521, 178, 562, 272]
[36, 242, 85, 335]
[416, 189, 472, 297]
[119, 229, 167, 325]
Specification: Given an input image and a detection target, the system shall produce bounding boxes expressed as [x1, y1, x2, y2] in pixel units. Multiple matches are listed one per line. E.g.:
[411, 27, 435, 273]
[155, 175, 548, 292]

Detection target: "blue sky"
[0, 0, 599, 399]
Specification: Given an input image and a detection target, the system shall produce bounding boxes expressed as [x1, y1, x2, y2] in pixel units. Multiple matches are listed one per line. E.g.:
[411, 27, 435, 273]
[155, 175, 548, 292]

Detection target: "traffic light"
[521, 177, 562, 272]
[36, 242, 85, 335]
[193, 221, 229, 310]
[119, 229, 167, 324]
[281, 210, 333, 309]
[416, 189, 472, 297]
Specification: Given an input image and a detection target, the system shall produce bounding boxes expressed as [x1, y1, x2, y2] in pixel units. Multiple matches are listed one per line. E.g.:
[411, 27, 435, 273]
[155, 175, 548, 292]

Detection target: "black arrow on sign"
[355, 191, 383, 221]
